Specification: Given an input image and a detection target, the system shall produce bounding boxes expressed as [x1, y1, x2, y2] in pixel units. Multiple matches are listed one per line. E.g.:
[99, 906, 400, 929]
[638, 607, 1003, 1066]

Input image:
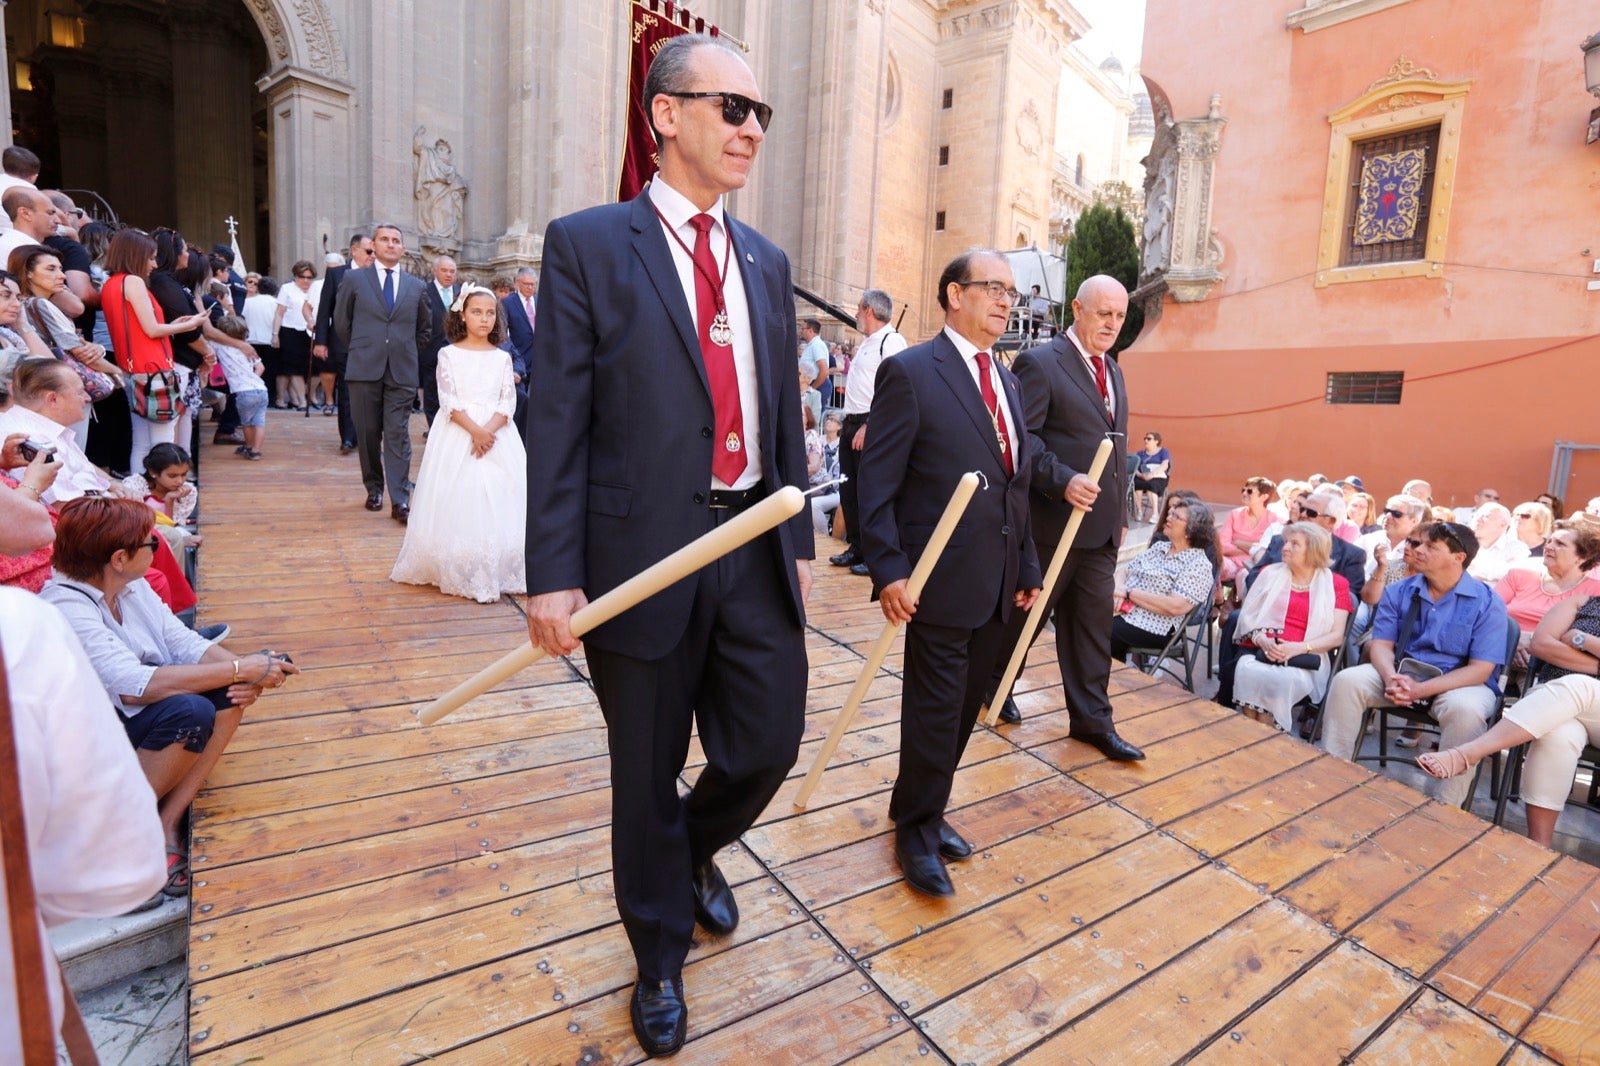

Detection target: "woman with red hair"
[39, 497, 299, 896]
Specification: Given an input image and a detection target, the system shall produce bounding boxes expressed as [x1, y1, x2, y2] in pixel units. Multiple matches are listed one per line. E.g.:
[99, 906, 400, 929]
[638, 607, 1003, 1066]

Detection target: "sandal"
[1417, 746, 1475, 780]
[162, 847, 190, 897]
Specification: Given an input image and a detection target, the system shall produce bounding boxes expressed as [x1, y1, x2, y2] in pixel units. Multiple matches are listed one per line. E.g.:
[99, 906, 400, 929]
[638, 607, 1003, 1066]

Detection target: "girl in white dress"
[391, 285, 527, 602]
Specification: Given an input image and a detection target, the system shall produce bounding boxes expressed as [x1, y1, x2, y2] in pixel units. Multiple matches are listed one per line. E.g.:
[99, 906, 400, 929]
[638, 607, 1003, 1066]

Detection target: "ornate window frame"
[1314, 60, 1471, 287]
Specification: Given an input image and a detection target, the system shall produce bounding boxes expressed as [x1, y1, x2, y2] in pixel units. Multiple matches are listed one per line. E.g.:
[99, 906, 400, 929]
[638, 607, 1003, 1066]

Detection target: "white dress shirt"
[1061, 323, 1117, 420]
[649, 176, 762, 491]
[842, 322, 907, 415]
[940, 325, 1016, 457]
[0, 404, 110, 503]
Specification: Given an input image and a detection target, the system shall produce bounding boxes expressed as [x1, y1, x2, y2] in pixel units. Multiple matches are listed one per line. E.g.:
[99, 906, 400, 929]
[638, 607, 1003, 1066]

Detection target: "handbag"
[1252, 648, 1322, 670]
[27, 300, 116, 402]
[112, 284, 187, 423]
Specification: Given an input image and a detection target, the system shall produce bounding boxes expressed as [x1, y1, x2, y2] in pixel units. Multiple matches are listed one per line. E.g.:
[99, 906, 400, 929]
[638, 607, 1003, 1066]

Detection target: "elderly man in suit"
[313, 233, 372, 454]
[523, 35, 810, 1058]
[987, 274, 1144, 761]
[418, 255, 457, 428]
[333, 224, 431, 523]
[859, 248, 1042, 899]
[499, 267, 536, 430]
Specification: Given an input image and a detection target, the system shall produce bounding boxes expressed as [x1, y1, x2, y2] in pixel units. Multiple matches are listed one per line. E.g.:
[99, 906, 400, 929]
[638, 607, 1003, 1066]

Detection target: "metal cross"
[224, 215, 239, 240]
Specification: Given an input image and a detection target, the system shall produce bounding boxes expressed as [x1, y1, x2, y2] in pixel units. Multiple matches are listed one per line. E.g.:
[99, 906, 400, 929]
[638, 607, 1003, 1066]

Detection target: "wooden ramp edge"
[184, 414, 1600, 1065]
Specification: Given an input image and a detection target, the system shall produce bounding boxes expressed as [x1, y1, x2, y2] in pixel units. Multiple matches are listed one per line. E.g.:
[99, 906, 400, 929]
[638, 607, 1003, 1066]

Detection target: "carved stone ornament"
[414, 126, 468, 257]
[1015, 100, 1043, 158]
[243, 0, 348, 79]
[1364, 55, 1439, 95]
[1140, 91, 1227, 303]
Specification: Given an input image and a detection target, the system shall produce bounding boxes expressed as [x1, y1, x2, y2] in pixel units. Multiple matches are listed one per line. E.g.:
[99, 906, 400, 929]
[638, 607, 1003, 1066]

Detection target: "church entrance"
[7, 0, 271, 269]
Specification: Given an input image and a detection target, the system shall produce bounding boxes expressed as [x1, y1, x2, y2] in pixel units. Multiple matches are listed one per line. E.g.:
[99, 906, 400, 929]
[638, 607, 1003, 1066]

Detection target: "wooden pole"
[416, 486, 806, 726]
[980, 438, 1115, 727]
[792, 472, 981, 809]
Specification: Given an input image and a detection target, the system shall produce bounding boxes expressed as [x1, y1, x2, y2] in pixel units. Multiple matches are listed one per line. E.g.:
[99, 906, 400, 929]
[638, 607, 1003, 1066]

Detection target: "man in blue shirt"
[1321, 521, 1508, 807]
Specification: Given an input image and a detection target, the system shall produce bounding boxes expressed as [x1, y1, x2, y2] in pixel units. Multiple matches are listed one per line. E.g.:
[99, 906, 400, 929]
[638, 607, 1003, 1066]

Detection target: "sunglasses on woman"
[665, 91, 774, 131]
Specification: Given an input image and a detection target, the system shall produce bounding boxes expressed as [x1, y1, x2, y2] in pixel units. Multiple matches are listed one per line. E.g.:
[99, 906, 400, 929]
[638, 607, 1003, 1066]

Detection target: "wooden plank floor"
[185, 414, 1600, 1064]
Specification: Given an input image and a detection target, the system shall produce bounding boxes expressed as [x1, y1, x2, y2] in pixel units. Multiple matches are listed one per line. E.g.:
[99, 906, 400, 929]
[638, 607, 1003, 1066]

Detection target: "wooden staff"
[416, 486, 805, 726]
[980, 437, 1115, 727]
[792, 472, 981, 809]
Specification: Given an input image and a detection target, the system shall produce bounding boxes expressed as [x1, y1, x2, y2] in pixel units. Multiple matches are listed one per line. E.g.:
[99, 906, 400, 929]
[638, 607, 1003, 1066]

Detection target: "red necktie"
[689, 214, 747, 484]
[974, 350, 1014, 476]
[1090, 353, 1112, 422]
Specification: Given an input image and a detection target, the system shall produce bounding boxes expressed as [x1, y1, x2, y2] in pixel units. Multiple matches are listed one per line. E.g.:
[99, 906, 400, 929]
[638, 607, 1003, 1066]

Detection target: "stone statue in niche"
[413, 127, 467, 253]
[1140, 97, 1177, 280]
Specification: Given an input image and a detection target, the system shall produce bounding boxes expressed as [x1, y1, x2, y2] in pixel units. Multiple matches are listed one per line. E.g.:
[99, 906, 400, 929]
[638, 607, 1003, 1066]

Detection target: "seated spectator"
[1150, 489, 1220, 571]
[1402, 478, 1434, 508]
[1468, 501, 1529, 585]
[0, 268, 53, 379]
[1430, 504, 1455, 523]
[1454, 487, 1499, 524]
[1219, 475, 1274, 588]
[1358, 494, 1426, 595]
[1419, 593, 1600, 845]
[0, 432, 58, 590]
[9, 242, 121, 440]
[1131, 431, 1171, 523]
[39, 497, 299, 896]
[1230, 522, 1352, 730]
[1306, 473, 1329, 489]
[1252, 484, 1311, 562]
[1495, 520, 1600, 669]
[1347, 491, 1380, 535]
[0, 356, 113, 503]
[0, 585, 166, 1060]
[1537, 493, 1564, 520]
[1250, 486, 1367, 600]
[1319, 522, 1509, 808]
[1267, 478, 1306, 522]
[1589, 497, 1600, 518]
[120, 442, 201, 553]
[809, 410, 842, 535]
[1111, 498, 1215, 659]
[1511, 502, 1554, 558]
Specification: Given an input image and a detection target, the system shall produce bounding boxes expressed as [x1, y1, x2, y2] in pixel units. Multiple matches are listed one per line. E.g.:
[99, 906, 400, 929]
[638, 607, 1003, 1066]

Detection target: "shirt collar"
[47, 572, 105, 604]
[941, 324, 985, 362]
[649, 176, 726, 238]
[1062, 324, 1104, 364]
[8, 404, 70, 444]
[865, 322, 894, 342]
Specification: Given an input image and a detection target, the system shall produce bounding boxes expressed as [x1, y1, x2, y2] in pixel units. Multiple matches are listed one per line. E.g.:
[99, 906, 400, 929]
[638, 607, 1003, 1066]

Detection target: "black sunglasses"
[1300, 506, 1321, 519]
[666, 91, 773, 131]
[1434, 524, 1469, 555]
[1383, 508, 1406, 518]
[135, 535, 159, 554]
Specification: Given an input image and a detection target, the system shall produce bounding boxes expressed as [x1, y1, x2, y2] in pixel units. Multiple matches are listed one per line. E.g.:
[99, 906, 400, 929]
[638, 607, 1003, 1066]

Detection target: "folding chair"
[1492, 657, 1600, 825]
[1353, 616, 1521, 810]
[1295, 610, 1361, 743]
[1125, 596, 1212, 692]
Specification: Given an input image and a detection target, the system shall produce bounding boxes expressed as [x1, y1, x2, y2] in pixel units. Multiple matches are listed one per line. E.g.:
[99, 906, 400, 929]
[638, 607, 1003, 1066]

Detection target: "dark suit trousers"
[894, 608, 1007, 857]
[585, 528, 806, 981]
[334, 372, 356, 446]
[347, 366, 414, 504]
[992, 537, 1119, 736]
[838, 413, 867, 549]
[420, 349, 441, 425]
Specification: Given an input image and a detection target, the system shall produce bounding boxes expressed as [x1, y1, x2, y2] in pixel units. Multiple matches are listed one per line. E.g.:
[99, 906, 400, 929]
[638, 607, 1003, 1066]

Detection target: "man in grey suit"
[333, 223, 431, 523]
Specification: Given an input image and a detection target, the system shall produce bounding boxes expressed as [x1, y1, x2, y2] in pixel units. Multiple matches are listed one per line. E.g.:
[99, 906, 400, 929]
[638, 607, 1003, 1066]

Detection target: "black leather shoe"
[364, 492, 383, 511]
[997, 696, 1022, 725]
[829, 548, 862, 567]
[937, 823, 973, 862]
[895, 844, 955, 897]
[339, 441, 356, 455]
[1076, 729, 1145, 761]
[391, 503, 409, 524]
[691, 860, 738, 935]
[849, 563, 871, 577]
[630, 976, 687, 1057]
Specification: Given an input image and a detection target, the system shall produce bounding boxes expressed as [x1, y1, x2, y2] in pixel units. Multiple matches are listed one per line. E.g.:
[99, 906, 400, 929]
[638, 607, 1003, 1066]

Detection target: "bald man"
[987, 274, 1144, 760]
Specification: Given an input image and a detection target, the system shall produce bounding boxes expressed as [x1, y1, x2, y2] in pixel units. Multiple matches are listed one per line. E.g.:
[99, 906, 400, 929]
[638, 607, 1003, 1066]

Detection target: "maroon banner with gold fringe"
[618, 0, 721, 201]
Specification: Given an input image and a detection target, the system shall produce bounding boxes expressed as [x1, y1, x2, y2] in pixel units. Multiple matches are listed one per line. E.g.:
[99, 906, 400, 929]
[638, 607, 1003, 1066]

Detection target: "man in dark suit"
[333, 224, 431, 523]
[419, 255, 457, 427]
[858, 248, 1042, 899]
[523, 35, 811, 1058]
[498, 267, 536, 430]
[988, 274, 1144, 762]
[313, 234, 372, 453]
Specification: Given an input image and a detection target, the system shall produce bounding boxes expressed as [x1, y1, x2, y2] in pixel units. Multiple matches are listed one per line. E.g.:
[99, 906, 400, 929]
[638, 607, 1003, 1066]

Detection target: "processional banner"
[1353, 147, 1426, 245]
[618, 0, 722, 201]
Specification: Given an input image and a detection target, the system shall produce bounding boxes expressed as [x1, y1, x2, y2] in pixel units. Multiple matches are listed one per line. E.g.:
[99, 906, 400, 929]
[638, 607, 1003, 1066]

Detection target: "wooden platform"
[186, 414, 1600, 1064]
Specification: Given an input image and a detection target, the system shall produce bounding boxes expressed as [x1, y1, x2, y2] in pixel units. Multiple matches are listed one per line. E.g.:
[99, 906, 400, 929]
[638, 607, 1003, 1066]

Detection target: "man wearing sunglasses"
[524, 34, 807, 1058]
[1320, 522, 1509, 807]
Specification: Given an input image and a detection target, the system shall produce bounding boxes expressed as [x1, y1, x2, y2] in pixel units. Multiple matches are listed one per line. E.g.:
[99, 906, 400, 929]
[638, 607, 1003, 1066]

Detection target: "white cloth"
[24, 297, 80, 350]
[215, 344, 266, 394]
[241, 293, 277, 344]
[0, 589, 166, 1065]
[1468, 529, 1530, 586]
[842, 322, 906, 415]
[939, 325, 1016, 450]
[275, 282, 316, 334]
[391, 345, 527, 602]
[0, 404, 109, 503]
[40, 574, 213, 715]
[648, 176, 761, 491]
[1232, 565, 1338, 729]
[1503, 674, 1600, 810]
[1061, 323, 1116, 420]
[0, 227, 42, 266]
[0, 174, 33, 231]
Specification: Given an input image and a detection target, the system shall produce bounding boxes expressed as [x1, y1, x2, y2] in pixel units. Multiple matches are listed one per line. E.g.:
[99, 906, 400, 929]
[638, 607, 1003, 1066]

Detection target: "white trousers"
[1504, 675, 1600, 811]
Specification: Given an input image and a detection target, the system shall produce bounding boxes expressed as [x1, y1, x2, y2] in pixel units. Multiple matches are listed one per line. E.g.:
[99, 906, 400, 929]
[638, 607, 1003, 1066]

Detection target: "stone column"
[256, 66, 353, 279]
[85, 0, 175, 228]
[1164, 96, 1226, 303]
[0, 2, 12, 148]
[168, 0, 256, 257]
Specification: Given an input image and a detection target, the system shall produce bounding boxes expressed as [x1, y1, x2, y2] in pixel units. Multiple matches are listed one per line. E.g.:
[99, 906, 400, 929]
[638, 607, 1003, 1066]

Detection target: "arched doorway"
[4, 0, 354, 277]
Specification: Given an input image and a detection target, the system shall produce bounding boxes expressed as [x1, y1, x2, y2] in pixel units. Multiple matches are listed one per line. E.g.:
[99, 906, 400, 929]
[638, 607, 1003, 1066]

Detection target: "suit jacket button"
[1001, 525, 1011, 536]
[693, 492, 706, 505]
[701, 426, 713, 438]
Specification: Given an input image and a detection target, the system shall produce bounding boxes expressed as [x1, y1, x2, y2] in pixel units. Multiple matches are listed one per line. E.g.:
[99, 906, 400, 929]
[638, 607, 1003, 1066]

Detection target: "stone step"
[52, 897, 187, 995]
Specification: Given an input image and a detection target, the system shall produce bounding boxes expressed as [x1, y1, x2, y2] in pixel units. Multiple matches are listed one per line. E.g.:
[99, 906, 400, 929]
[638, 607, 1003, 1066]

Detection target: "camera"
[17, 439, 57, 464]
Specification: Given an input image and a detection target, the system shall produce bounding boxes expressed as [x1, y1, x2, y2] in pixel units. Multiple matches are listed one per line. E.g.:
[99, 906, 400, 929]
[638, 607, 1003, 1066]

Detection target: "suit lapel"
[629, 189, 710, 400]
[726, 216, 772, 442]
[1054, 333, 1110, 422]
[933, 333, 1007, 474]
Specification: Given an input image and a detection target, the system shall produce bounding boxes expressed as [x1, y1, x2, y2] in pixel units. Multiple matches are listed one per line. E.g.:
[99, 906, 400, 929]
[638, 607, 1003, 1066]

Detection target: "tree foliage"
[1063, 201, 1144, 355]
